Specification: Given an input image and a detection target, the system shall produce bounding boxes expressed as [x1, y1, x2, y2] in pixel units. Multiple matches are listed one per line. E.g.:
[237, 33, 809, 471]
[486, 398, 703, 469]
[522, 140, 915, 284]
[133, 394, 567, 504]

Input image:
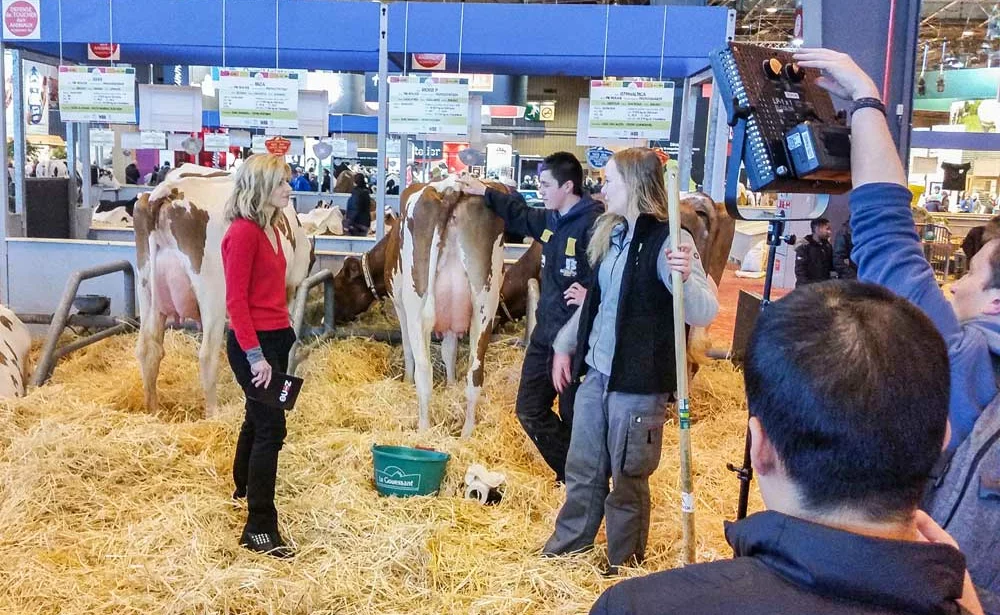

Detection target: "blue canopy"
[388, 3, 729, 78]
[5, 1, 728, 79]
[6, 0, 383, 71]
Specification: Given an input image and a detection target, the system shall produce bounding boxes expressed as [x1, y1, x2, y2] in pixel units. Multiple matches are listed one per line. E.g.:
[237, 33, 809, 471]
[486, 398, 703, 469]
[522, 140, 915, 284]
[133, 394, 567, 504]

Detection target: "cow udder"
[153, 250, 201, 323]
[432, 242, 472, 336]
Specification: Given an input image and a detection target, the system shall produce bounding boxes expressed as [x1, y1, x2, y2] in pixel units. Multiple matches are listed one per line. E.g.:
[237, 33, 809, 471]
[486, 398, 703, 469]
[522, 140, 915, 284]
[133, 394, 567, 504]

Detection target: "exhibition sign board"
[388, 76, 468, 137]
[218, 69, 299, 130]
[88, 128, 115, 148]
[204, 134, 231, 152]
[138, 85, 202, 133]
[2, 0, 39, 40]
[88, 43, 120, 61]
[251, 135, 268, 154]
[59, 65, 137, 124]
[140, 131, 166, 150]
[588, 80, 674, 141]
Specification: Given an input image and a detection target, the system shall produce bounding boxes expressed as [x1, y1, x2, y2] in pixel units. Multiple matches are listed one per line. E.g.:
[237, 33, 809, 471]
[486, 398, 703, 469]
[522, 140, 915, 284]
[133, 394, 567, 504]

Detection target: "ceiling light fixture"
[766, 7, 779, 14]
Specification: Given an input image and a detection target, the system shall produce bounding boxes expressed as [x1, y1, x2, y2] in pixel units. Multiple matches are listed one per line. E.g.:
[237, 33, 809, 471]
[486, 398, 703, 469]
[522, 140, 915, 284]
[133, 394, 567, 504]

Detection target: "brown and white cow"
[333, 169, 356, 194]
[0, 306, 31, 398]
[678, 191, 736, 287]
[493, 241, 542, 329]
[133, 164, 312, 417]
[385, 177, 506, 437]
[332, 216, 397, 325]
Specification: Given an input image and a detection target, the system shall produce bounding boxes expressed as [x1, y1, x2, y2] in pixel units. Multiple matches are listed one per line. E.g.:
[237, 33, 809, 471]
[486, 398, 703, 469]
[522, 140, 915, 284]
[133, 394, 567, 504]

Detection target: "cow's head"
[333, 256, 378, 324]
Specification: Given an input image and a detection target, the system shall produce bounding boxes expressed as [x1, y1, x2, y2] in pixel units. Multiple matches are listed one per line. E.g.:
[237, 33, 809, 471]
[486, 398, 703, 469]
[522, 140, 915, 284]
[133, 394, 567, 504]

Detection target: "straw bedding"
[0, 328, 760, 614]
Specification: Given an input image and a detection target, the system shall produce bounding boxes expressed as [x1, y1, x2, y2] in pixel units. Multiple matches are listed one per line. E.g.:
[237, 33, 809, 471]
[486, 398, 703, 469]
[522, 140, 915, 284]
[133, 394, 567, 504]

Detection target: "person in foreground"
[792, 49, 999, 609]
[222, 154, 298, 559]
[544, 148, 718, 571]
[591, 280, 982, 615]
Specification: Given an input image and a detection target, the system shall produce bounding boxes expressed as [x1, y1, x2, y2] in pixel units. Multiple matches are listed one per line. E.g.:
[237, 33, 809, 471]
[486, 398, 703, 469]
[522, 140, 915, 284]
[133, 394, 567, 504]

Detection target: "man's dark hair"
[541, 152, 584, 197]
[353, 173, 367, 189]
[810, 217, 831, 233]
[744, 281, 949, 521]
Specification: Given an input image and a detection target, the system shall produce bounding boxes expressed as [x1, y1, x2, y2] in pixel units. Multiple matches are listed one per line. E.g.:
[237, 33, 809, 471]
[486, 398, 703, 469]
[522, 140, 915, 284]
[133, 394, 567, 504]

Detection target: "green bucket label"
[376, 465, 422, 492]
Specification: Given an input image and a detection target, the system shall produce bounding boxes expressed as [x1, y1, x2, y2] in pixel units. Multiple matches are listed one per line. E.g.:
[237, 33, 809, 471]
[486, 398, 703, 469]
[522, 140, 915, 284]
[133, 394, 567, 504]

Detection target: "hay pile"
[0, 330, 760, 614]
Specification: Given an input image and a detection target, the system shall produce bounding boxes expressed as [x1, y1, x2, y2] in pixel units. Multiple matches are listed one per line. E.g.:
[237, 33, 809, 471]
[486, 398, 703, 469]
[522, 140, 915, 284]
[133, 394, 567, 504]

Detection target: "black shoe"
[603, 554, 642, 577]
[240, 529, 294, 559]
[600, 564, 620, 578]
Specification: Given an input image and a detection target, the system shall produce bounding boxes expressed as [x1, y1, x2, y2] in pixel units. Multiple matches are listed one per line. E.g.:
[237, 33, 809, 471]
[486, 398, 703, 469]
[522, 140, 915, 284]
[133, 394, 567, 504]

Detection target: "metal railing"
[287, 268, 336, 375]
[29, 260, 137, 387]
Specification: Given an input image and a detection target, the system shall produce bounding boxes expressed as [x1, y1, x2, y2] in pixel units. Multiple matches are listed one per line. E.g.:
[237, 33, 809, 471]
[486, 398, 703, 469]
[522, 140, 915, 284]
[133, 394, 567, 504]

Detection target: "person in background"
[321, 169, 331, 193]
[308, 172, 319, 192]
[155, 161, 171, 185]
[960, 192, 975, 213]
[833, 217, 857, 279]
[289, 166, 311, 192]
[925, 189, 943, 212]
[545, 148, 718, 573]
[345, 172, 372, 236]
[458, 152, 602, 484]
[591, 281, 983, 615]
[221, 154, 298, 559]
[796, 46, 1000, 611]
[124, 163, 140, 186]
[794, 217, 833, 287]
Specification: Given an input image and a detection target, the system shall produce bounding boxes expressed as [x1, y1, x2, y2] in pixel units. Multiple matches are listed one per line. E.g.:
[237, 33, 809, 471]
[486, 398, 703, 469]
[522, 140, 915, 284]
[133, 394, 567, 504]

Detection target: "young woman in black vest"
[543, 148, 719, 571]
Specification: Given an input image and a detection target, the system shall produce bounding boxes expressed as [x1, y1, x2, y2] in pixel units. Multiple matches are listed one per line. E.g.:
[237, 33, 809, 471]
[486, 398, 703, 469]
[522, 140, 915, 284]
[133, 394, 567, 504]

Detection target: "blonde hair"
[224, 154, 291, 227]
[587, 148, 669, 266]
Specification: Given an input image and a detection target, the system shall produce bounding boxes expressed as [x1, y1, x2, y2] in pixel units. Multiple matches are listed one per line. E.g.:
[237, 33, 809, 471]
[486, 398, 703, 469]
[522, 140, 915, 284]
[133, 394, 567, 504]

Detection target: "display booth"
[0, 0, 732, 317]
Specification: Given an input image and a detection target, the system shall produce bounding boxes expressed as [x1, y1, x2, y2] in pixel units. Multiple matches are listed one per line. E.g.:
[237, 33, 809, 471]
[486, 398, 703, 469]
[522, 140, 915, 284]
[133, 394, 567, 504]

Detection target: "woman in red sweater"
[221, 154, 296, 558]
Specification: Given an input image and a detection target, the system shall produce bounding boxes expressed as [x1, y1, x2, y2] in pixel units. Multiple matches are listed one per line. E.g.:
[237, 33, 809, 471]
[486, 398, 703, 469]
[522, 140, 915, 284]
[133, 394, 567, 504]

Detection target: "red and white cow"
[385, 176, 506, 437]
[134, 164, 312, 417]
[0, 305, 31, 398]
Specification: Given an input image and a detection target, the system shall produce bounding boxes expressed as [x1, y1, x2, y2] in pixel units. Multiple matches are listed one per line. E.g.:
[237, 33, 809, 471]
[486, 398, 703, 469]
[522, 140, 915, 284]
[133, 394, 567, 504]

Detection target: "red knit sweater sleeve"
[221, 220, 261, 352]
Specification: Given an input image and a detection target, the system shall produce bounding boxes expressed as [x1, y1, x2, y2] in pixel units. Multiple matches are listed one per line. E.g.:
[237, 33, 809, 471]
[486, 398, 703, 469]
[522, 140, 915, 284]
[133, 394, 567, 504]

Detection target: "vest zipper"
[941, 425, 1000, 529]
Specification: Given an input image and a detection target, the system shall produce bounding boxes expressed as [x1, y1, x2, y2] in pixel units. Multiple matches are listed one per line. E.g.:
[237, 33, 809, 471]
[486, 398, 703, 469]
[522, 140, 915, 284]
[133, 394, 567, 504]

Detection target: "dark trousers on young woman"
[543, 369, 670, 566]
[226, 327, 296, 534]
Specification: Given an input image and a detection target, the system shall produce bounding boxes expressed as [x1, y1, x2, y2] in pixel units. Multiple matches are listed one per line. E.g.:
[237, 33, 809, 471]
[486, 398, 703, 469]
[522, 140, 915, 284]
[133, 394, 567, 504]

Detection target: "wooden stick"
[665, 162, 696, 566]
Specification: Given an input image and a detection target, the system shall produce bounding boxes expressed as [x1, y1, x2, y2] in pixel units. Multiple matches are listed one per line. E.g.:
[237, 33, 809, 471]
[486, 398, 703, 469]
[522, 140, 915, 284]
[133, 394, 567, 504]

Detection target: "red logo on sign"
[413, 53, 445, 70]
[4, 1, 38, 38]
[265, 136, 291, 156]
[88, 43, 119, 60]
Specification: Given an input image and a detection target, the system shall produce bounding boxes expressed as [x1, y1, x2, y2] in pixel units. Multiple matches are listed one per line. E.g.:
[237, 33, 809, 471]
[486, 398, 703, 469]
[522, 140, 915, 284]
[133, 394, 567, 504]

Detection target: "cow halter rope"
[361, 251, 380, 299]
[666, 165, 696, 566]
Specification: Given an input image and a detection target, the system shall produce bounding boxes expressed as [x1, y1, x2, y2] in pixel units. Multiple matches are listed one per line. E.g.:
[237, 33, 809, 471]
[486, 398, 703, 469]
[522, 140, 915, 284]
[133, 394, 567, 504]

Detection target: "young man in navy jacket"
[459, 153, 602, 483]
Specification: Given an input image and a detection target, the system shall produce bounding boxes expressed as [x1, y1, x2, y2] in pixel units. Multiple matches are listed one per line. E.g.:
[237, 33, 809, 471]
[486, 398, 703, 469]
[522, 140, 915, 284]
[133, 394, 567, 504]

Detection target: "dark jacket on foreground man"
[592, 512, 969, 615]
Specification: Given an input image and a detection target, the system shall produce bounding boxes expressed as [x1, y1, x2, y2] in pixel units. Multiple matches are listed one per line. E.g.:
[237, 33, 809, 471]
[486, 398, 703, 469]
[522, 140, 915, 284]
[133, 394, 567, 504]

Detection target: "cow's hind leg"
[463, 303, 492, 439]
[392, 290, 416, 384]
[406, 303, 434, 432]
[136, 310, 167, 413]
[198, 291, 227, 419]
[442, 331, 459, 386]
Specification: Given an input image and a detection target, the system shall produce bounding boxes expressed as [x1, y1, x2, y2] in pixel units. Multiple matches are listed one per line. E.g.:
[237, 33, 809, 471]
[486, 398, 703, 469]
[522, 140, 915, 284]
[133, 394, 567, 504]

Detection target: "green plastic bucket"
[371, 445, 451, 497]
